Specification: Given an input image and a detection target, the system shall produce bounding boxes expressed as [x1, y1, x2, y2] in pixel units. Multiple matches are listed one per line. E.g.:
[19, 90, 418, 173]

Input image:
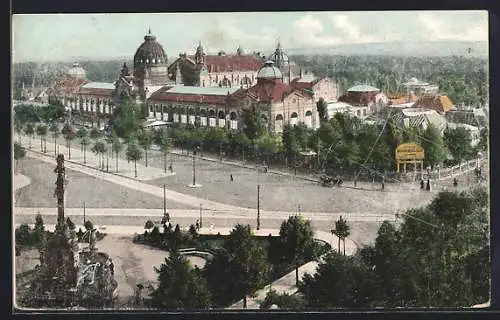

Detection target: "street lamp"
[257, 170, 261, 230]
[192, 146, 200, 187]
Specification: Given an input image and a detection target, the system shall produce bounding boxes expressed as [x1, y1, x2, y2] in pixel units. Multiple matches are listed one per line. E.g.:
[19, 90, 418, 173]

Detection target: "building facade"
[244, 61, 318, 133]
[147, 86, 245, 130]
[167, 42, 263, 88]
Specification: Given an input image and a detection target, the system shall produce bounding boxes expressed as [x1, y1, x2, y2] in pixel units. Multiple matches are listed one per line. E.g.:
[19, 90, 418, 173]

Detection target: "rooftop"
[347, 85, 380, 92]
[164, 86, 241, 96]
[81, 82, 116, 90]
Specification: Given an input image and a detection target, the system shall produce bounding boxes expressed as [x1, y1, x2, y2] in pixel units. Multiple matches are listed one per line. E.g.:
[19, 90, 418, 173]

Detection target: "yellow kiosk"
[395, 143, 425, 173]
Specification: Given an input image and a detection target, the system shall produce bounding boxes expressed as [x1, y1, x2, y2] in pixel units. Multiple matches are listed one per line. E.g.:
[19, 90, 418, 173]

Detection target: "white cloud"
[330, 15, 377, 44]
[418, 12, 488, 41]
[292, 15, 340, 47]
[202, 18, 278, 53]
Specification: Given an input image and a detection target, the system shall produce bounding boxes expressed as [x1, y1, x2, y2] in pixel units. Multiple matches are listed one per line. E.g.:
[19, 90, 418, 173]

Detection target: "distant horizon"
[12, 11, 488, 63]
[13, 39, 489, 64]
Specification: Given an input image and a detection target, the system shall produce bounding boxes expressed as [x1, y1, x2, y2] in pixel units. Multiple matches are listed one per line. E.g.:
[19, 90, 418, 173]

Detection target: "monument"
[23, 154, 117, 308]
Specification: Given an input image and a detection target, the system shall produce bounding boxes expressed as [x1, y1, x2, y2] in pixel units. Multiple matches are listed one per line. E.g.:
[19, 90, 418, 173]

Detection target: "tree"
[331, 216, 350, 255]
[316, 98, 328, 124]
[14, 142, 26, 171]
[33, 214, 47, 250]
[111, 131, 123, 172]
[62, 124, 75, 159]
[89, 127, 101, 141]
[81, 137, 91, 164]
[159, 130, 171, 173]
[282, 123, 300, 165]
[260, 289, 305, 309]
[279, 215, 315, 286]
[138, 130, 153, 167]
[242, 106, 266, 143]
[113, 97, 143, 139]
[204, 224, 270, 308]
[298, 251, 378, 308]
[420, 124, 447, 168]
[126, 142, 143, 178]
[14, 118, 23, 145]
[150, 249, 212, 309]
[24, 123, 35, 149]
[49, 123, 60, 157]
[477, 128, 488, 152]
[76, 127, 88, 151]
[91, 140, 107, 169]
[443, 127, 473, 164]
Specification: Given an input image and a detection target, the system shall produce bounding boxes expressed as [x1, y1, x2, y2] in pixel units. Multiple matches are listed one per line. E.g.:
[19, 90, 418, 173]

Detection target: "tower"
[237, 45, 244, 56]
[120, 62, 130, 77]
[194, 41, 206, 65]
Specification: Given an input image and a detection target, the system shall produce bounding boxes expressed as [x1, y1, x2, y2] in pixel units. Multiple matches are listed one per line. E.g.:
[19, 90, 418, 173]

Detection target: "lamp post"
[192, 146, 200, 186]
[436, 164, 441, 180]
[256, 165, 261, 231]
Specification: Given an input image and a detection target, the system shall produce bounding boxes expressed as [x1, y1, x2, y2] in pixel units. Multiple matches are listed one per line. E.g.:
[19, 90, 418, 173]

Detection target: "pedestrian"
[453, 178, 458, 187]
[426, 179, 431, 191]
[230, 174, 234, 182]
[195, 220, 200, 230]
[166, 212, 170, 223]
[381, 181, 385, 191]
[169, 164, 173, 173]
[420, 179, 425, 190]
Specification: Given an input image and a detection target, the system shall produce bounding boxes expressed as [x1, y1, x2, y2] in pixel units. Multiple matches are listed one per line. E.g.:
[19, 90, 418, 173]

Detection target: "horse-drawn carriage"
[319, 175, 343, 187]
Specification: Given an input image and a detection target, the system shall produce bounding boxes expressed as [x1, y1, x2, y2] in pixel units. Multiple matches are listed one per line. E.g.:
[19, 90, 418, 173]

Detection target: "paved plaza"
[16, 134, 445, 214]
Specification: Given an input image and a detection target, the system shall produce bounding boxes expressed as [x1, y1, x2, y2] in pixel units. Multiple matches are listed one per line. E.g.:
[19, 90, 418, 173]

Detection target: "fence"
[391, 156, 486, 183]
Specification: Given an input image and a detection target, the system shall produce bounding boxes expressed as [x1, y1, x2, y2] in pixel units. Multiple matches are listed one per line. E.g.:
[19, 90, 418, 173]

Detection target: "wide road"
[16, 133, 440, 213]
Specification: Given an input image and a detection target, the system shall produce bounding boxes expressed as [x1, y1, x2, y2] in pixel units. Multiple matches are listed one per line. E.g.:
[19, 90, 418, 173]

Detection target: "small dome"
[134, 29, 168, 67]
[257, 60, 282, 80]
[67, 63, 86, 79]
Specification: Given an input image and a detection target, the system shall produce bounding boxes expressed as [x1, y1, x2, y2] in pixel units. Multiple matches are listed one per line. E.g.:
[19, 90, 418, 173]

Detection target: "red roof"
[53, 76, 89, 94]
[338, 91, 378, 106]
[149, 88, 245, 105]
[247, 79, 298, 103]
[192, 54, 263, 72]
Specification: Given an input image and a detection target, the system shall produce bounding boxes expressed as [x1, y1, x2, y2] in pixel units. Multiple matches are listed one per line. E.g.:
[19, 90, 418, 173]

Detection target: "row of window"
[148, 107, 239, 120]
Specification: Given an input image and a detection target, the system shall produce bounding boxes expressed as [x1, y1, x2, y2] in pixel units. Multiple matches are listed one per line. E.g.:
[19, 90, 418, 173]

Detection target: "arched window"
[218, 111, 225, 119]
[230, 112, 238, 120]
[275, 114, 284, 121]
[291, 112, 298, 118]
[208, 110, 216, 117]
[305, 110, 313, 116]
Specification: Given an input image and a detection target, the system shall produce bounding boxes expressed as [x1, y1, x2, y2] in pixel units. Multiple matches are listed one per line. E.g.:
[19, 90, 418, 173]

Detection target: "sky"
[12, 11, 488, 62]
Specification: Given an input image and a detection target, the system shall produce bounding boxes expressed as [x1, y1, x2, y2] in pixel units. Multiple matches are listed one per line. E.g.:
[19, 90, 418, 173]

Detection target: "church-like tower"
[194, 41, 206, 65]
[133, 28, 170, 97]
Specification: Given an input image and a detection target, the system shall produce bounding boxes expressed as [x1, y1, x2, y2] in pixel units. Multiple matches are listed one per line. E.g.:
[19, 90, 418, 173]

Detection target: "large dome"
[133, 29, 168, 67]
[67, 63, 86, 79]
[257, 60, 283, 80]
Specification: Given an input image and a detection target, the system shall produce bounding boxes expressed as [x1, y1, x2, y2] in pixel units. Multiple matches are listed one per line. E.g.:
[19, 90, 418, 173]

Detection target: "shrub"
[145, 220, 154, 230]
[84, 220, 94, 231]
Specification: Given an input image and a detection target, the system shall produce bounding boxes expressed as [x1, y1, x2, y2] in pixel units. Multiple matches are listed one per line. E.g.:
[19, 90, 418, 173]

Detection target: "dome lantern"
[67, 62, 86, 79]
